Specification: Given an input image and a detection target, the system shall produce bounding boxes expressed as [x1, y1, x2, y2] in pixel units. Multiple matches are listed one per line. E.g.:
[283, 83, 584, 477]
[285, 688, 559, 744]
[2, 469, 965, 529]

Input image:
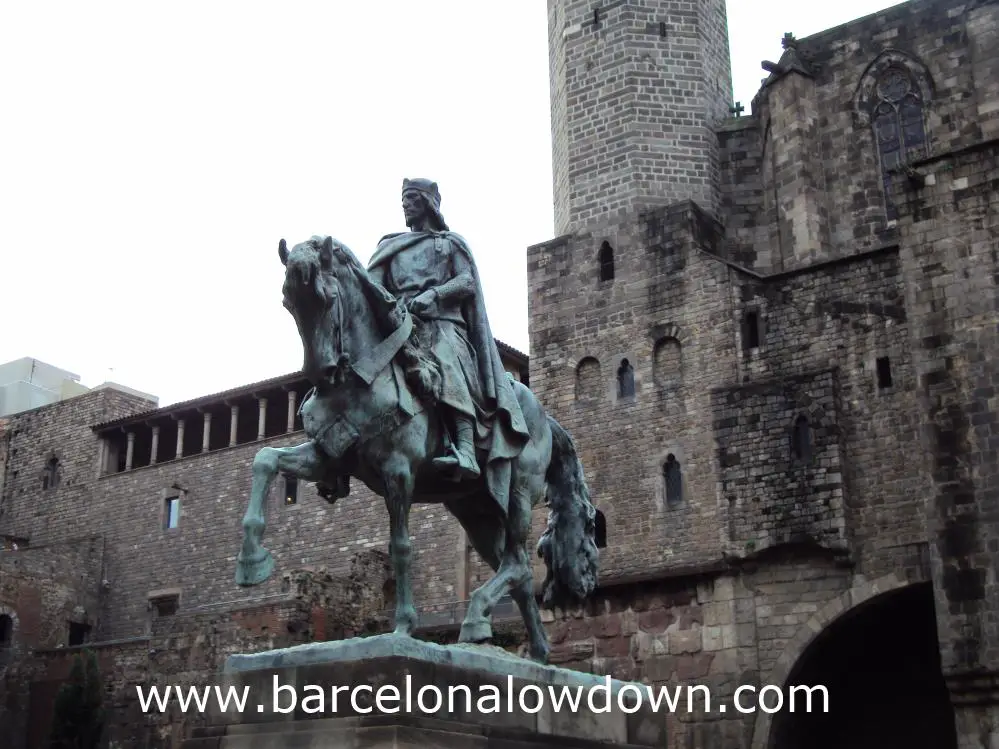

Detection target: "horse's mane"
[308, 235, 441, 399]
[308, 235, 404, 332]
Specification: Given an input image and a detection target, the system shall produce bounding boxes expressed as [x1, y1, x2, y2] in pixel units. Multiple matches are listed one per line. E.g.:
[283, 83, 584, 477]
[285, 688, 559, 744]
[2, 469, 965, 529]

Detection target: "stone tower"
[528, 0, 739, 589]
[547, 0, 733, 233]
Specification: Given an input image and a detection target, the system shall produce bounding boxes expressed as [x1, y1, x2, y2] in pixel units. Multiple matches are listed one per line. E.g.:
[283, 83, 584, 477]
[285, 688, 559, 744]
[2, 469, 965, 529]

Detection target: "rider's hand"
[408, 290, 437, 315]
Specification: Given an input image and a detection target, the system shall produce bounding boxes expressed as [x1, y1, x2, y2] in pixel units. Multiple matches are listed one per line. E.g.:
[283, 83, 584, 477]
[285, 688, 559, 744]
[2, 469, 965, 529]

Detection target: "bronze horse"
[234, 235, 598, 662]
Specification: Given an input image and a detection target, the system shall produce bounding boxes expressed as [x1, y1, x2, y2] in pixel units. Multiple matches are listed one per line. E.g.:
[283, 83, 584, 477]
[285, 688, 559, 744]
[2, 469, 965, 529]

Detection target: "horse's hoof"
[235, 549, 274, 586]
[459, 618, 492, 643]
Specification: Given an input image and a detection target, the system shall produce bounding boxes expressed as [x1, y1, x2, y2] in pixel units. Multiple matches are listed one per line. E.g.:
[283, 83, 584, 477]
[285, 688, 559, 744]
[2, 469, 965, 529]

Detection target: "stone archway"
[751, 574, 955, 749]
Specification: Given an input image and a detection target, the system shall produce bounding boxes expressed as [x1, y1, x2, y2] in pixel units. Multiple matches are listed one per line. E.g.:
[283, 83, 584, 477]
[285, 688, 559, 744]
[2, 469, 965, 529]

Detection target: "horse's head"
[278, 235, 352, 384]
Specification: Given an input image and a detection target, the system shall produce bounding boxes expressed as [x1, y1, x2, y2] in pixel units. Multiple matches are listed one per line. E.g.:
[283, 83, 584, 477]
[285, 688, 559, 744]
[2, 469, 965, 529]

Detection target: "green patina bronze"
[234, 179, 599, 663]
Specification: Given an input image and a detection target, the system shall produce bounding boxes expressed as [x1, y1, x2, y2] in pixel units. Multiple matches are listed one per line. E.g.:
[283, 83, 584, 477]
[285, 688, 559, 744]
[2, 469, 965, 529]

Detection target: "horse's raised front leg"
[236, 441, 326, 587]
[383, 456, 417, 636]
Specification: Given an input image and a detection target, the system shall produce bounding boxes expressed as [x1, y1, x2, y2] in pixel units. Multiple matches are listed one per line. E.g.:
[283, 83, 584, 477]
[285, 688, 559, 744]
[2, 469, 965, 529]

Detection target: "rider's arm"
[431, 246, 475, 304]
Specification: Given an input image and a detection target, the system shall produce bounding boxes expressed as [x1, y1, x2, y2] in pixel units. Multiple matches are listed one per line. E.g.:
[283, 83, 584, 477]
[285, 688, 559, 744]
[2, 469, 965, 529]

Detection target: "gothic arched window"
[872, 68, 927, 218]
[594, 509, 607, 549]
[617, 358, 635, 398]
[663, 454, 682, 507]
[598, 241, 614, 282]
[791, 415, 812, 464]
[42, 455, 60, 490]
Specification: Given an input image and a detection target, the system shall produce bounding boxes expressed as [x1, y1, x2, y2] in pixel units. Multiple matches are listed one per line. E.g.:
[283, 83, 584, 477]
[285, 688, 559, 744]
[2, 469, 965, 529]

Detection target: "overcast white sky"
[1, 1, 903, 406]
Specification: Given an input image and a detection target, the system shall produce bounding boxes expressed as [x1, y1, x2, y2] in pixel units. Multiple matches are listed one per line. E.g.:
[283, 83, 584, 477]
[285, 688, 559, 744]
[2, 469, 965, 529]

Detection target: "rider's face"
[402, 191, 427, 226]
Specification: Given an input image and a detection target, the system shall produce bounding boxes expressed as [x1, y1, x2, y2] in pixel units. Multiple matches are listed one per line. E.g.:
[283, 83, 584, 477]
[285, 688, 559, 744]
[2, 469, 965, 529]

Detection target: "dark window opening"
[598, 241, 614, 282]
[0, 614, 12, 646]
[663, 454, 682, 507]
[42, 456, 60, 490]
[792, 415, 812, 463]
[594, 509, 607, 549]
[264, 393, 287, 439]
[743, 311, 761, 349]
[68, 622, 90, 646]
[156, 420, 179, 463]
[284, 475, 298, 506]
[877, 357, 893, 388]
[617, 358, 635, 398]
[151, 596, 179, 617]
[164, 496, 180, 529]
[181, 414, 202, 457]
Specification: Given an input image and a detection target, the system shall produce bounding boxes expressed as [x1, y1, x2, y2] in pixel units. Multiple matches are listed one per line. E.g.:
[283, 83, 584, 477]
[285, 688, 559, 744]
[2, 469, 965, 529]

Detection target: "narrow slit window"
[663, 454, 682, 507]
[284, 475, 298, 506]
[792, 415, 812, 463]
[617, 358, 635, 398]
[594, 509, 607, 549]
[164, 496, 180, 529]
[42, 456, 60, 490]
[876, 357, 893, 389]
[744, 311, 760, 349]
[598, 241, 615, 282]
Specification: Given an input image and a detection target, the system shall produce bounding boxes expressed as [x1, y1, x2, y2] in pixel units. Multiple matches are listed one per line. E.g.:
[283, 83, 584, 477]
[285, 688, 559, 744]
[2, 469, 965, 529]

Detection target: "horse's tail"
[537, 414, 598, 610]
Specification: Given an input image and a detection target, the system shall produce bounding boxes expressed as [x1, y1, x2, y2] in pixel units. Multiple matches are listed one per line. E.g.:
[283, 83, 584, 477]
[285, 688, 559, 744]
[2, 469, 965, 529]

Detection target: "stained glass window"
[872, 69, 927, 218]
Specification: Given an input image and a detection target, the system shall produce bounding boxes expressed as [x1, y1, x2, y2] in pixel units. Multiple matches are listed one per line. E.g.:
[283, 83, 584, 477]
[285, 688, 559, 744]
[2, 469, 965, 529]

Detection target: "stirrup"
[433, 446, 480, 480]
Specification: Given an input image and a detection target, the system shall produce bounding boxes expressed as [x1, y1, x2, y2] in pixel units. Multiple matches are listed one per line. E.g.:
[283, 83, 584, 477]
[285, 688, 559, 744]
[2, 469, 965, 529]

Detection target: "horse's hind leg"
[454, 511, 505, 644]
[236, 441, 326, 586]
[457, 486, 541, 652]
[507, 488, 550, 664]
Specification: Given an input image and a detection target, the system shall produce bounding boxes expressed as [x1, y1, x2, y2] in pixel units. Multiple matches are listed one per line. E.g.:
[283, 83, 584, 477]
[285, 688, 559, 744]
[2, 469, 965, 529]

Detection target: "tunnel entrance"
[769, 582, 955, 749]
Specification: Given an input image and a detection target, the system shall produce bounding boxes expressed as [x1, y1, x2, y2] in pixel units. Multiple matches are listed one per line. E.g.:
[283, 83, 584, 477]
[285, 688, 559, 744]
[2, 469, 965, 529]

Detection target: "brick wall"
[2, 555, 390, 749]
[0, 386, 157, 544]
[547, 0, 733, 232]
[0, 536, 106, 746]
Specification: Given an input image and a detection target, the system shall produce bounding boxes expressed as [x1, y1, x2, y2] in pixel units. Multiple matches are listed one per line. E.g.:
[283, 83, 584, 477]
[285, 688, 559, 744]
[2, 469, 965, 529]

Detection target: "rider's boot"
[434, 414, 481, 480]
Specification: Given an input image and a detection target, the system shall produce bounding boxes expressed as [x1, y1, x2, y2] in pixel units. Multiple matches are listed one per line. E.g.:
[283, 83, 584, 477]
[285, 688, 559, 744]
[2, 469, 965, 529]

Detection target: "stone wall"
[893, 136, 999, 742]
[528, 202, 738, 579]
[3, 552, 391, 749]
[713, 369, 846, 557]
[721, 0, 989, 276]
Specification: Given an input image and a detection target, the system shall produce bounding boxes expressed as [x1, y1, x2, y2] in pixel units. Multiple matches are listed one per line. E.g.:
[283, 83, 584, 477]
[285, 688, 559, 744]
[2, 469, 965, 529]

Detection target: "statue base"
[183, 633, 666, 748]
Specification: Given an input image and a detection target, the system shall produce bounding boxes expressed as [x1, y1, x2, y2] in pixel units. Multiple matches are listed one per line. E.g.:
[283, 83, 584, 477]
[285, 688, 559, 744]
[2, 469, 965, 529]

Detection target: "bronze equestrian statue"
[234, 179, 598, 664]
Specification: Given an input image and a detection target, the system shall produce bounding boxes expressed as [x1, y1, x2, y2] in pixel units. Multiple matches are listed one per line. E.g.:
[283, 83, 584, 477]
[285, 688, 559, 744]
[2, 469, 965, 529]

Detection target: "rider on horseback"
[366, 178, 529, 482]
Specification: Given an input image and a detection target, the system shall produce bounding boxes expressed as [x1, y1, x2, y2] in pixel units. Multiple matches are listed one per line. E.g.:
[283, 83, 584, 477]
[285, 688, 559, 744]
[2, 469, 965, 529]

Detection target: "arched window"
[594, 509, 607, 549]
[653, 337, 682, 385]
[663, 454, 682, 507]
[871, 68, 928, 218]
[575, 357, 601, 401]
[617, 358, 635, 398]
[0, 614, 13, 647]
[792, 415, 812, 464]
[598, 241, 614, 282]
[42, 455, 60, 490]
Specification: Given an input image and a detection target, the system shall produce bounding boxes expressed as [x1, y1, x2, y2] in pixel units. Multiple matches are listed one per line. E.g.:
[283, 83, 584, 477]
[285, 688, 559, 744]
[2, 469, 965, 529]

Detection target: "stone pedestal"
[183, 633, 666, 748]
